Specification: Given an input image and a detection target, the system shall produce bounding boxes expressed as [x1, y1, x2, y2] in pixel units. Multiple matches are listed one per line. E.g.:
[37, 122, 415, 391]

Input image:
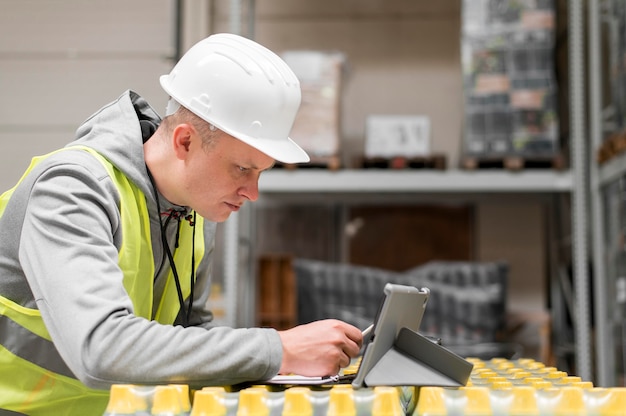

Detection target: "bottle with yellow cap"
[327, 385, 356, 416]
[190, 387, 227, 416]
[152, 385, 185, 416]
[370, 386, 403, 416]
[170, 385, 191, 416]
[412, 386, 447, 416]
[584, 387, 626, 416]
[104, 384, 148, 416]
[281, 387, 313, 416]
[536, 386, 586, 416]
[461, 386, 493, 416]
[236, 387, 269, 416]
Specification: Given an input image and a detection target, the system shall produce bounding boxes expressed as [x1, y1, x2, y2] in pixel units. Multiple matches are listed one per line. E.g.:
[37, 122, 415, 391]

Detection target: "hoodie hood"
[70, 90, 161, 201]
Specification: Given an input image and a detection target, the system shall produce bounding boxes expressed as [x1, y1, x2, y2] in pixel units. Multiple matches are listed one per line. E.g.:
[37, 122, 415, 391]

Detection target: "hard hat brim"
[234, 134, 311, 165]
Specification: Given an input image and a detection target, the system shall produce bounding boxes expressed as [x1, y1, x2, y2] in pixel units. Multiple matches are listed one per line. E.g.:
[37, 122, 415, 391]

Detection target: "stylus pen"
[362, 324, 374, 339]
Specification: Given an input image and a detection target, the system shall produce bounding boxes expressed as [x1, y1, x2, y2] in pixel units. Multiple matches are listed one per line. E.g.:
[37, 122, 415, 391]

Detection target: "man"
[0, 33, 362, 415]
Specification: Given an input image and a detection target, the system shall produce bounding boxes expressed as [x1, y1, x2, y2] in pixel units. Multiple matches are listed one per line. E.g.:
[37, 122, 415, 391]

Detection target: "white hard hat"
[160, 33, 310, 164]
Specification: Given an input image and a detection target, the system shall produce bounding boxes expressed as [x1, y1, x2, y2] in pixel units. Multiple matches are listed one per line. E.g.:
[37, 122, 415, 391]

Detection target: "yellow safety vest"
[0, 146, 205, 415]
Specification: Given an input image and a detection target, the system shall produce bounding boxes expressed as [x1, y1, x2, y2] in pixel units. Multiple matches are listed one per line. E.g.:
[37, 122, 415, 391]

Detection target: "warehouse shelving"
[589, 0, 624, 387]
[258, 169, 573, 194]
[220, 0, 593, 383]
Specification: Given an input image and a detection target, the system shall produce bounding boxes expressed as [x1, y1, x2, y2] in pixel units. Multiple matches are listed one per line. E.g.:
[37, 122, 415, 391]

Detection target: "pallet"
[273, 155, 341, 171]
[597, 131, 626, 164]
[257, 254, 296, 330]
[360, 154, 447, 170]
[460, 154, 567, 171]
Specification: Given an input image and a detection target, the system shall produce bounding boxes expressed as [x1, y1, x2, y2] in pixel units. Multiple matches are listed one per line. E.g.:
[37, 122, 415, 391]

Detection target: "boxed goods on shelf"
[461, 0, 559, 160]
[365, 115, 432, 159]
[281, 50, 346, 169]
[598, 0, 626, 163]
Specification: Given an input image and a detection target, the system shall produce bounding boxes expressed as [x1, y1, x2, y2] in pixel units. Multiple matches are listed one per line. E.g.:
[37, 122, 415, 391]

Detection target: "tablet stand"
[357, 327, 474, 388]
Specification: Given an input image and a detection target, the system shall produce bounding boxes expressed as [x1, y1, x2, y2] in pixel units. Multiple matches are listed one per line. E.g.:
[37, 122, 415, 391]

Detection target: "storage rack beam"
[259, 170, 573, 194]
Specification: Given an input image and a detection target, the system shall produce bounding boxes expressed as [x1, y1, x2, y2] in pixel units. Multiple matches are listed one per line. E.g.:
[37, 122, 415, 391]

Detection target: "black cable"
[187, 211, 197, 324]
[146, 167, 192, 327]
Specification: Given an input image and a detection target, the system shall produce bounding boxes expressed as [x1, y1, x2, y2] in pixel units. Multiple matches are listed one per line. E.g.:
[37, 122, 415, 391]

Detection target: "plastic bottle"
[190, 387, 226, 416]
[326, 385, 356, 416]
[282, 387, 313, 416]
[412, 386, 447, 416]
[462, 386, 492, 416]
[584, 387, 626, 416]
[152, 385, 184, 416]
[104, 384, 147, 416]
[488, 386, 513, 416]
[171, 384, 191, 415]
[508, 386, 539, 416]
[371, 386, 403, 416]
[536, 386, 585, 416]
[236, 387, 269, 416]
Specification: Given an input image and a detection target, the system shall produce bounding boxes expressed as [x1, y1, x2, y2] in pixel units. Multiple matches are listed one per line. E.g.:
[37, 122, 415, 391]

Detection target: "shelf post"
[569, 0, 593, 382]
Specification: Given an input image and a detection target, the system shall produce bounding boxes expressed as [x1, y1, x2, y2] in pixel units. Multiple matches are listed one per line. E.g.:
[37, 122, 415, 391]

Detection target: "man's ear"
[171, 123, 194, 160]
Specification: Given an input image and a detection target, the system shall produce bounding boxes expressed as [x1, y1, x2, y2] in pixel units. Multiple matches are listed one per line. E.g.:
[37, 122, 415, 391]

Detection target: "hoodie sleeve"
[18, 154, 283, 389]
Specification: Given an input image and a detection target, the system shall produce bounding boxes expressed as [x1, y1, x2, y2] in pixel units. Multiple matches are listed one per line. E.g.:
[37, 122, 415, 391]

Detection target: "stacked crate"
[293, 258, 408, 330]
[461, 0, 559, 162]
[404, 261, 509, 348]
[292, 259, 509, 353]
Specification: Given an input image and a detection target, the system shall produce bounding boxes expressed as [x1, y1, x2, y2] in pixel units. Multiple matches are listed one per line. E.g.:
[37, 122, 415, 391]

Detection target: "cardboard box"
[282, 50, 346, 162]
[365, 115, 431, 158]
[461, 0, 559, 158]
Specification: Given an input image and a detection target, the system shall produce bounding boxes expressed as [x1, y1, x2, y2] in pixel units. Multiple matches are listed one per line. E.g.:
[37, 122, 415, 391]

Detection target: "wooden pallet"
[360, 154, 447, 170]
[597, 131, 626, 164]
[460, 153, 567, 171]
[257, 254, 296, 330]
[273, 155, 341, 171]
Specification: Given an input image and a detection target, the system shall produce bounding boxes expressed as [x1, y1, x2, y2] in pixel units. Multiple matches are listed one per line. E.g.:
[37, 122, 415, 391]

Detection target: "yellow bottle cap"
[371, 386, 403, 416]
[414, 387, 447, 416]
[541, 386, 585, 416]
[327, 385, 355, 416]
[508, 371, 532, 380]
[553, 376, 582, 385]
[152, 385, 183, 415]
[170, 384, 191, 412]
[595, 387, 626, 415]
[544, 371, 568, 381]
[461, 386, 492, 416]
[490, 381, 513, 389]
[509, 386, 539, 416]
[106, 384, 143, 414]
[191, 388, 226, 416]
[282, 387, 312, 416]
[236, 387, 269, 416]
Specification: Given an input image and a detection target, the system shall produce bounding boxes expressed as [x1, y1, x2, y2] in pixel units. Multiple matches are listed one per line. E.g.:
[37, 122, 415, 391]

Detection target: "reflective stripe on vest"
[0, 146, 205, 414]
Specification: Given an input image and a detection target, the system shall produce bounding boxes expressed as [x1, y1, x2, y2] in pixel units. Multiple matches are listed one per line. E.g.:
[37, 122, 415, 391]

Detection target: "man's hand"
[277, 319, 363, 377]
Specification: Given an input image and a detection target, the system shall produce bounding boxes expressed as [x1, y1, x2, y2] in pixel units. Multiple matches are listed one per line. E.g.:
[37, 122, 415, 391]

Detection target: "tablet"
[264, 282, 430, 387]
[351, 283, 430, 388]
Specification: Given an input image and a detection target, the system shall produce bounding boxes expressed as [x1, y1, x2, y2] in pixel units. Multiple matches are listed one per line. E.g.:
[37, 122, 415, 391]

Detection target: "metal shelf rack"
[220, 0, 592, 383]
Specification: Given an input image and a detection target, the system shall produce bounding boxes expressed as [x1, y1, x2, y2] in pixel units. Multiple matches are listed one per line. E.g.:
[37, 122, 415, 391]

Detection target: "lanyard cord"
[146, 168, 196, 327]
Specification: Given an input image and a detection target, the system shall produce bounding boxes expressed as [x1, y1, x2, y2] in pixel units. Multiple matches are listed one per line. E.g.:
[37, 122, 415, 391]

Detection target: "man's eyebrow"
[247, 161, 275, 171]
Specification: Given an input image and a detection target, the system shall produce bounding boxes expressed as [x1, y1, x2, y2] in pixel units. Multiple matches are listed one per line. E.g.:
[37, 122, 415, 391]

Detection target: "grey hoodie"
[0, 90, 282, 389]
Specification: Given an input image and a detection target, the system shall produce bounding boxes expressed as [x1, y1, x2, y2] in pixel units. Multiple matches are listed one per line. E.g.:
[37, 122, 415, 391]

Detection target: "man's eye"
[238, 166, 249, 172]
